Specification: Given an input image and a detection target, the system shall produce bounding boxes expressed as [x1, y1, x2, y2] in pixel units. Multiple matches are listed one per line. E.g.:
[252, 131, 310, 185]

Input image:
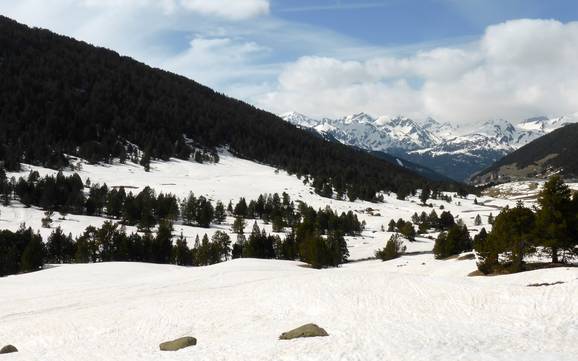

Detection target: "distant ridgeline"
[0, 16, 469, 200]
[473, 123, 578, 184]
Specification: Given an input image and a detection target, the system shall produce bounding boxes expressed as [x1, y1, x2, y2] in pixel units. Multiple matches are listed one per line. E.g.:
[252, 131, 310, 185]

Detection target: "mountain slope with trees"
[0, 16, 468, 200]
[473, 124, 578, 183]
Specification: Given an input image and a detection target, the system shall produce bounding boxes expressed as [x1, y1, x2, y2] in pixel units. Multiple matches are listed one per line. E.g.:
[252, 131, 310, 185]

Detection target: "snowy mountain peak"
[281, 112, 320, 128]
[342, 112, 376, 124]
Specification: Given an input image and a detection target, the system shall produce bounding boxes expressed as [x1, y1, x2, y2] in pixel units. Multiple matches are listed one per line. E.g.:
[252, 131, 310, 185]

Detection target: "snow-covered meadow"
[1, 152, 510, 260]
[1, 257, 577, 360]
[1, 153, 577, 361]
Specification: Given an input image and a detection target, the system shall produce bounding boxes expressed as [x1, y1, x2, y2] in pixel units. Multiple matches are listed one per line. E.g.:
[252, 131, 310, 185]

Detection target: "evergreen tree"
[234, 198, 248, 217]
[485, 204, 535, 272]
[387, 219, 396, 232]
[474, 214, 482, 226]
[154, 221, 173, 264]
[46, 227, 74, 263]
[232, 216, 246, 234]
[535, 175, 573, 263]
[433, 224, 471, 259]
[214, 201, 226, 224]
[420, 185, 431, 205]
[375, 233, 406, 261]
[20, 231, 45, 272]
[140, 147, 151, 172]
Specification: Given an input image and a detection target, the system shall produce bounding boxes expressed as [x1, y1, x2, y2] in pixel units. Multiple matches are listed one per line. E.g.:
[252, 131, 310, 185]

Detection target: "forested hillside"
[0, 16, 469, 200]
[473, 124, 578, 183]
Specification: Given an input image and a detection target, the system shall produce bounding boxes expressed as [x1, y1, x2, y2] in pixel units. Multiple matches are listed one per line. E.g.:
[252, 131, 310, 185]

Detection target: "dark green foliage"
[20, 232, 45, 273]
[375, 233, 407, 261]
[433, 224, 472, 259]
[232, 216, 246, 234]
[0, 16, 468, 200]
[420, 185, 431, 205]
[214, 201, 226, 224]
[387, 219, 396, 232]
[46, 227, 75, 263]
[153, 221, 173, 264]
[399, 222, 416, 242]
[0, 226, 45, 276]
[474, 214, 482, 226]
[438, 211, 455, 231]
[476, 176, 578, 274]
[479, 203, 535, 273]
[535, 175, 574, 263]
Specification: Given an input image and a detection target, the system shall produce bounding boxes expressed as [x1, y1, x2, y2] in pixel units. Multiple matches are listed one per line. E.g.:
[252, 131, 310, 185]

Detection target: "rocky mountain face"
[282, 112, 578, 182]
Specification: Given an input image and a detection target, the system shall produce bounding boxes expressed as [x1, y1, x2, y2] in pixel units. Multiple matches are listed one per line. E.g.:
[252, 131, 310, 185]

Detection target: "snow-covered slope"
[283, 112, 578, 181]
[1, 254, 577, 361]
[1, 151, 509, 260]
[2, 152, 576, 361]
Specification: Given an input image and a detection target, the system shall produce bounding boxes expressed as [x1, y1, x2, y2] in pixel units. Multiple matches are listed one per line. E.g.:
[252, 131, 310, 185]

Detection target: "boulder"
[159, 336, 197, 351]
[279, 323, 329, 340]
[0, 345, 18, 354]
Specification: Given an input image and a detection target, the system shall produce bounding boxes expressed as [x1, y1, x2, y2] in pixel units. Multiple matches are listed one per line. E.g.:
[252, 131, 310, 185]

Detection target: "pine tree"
[154, 221, 173, 264]
[420, 185, 431, 205]
[140, 147, 151, 172]
[41, 210, 53, 228]
[232, 216, 246, 234]
[20, 232, 45, 272]
[375, 233, 406, 261]
[214, 201, 226, 224]
[535, 175, 572, 263]
[387, 219, 396, 232]
[474, 214, 482, 226]
[46, 227, 74, 263]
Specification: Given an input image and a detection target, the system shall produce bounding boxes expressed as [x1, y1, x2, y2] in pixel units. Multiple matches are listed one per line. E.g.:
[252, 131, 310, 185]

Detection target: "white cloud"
[258, 19, 578, 124]
[164, 36, 270, 86]
[180, 0, 269, 20]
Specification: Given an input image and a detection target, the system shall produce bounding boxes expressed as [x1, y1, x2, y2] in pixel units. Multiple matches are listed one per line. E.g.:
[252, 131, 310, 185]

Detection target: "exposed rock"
[279, 323, 329, 340]
[159, 336, 197, 351]
[0, 345, 18, 354]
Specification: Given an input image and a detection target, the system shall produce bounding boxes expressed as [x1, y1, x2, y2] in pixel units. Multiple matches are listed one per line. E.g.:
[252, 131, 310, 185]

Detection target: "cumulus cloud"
[258, 19, 578, 124]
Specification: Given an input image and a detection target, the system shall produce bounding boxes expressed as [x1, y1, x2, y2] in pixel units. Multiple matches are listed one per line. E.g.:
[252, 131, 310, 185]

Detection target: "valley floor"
[1, 256, 577, 361]
[1, 153, 577, 360]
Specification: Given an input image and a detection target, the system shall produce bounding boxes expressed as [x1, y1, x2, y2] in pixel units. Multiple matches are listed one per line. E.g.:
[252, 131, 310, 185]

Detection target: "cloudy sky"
[2, 0, 578, 124]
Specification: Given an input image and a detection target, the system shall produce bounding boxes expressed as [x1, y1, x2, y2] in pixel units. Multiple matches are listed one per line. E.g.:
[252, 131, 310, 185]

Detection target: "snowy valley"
[1, 152, 578, 361]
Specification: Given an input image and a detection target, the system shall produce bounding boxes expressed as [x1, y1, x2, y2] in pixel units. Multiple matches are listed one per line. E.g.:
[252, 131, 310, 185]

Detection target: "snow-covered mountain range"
[282, 112, 578, 181]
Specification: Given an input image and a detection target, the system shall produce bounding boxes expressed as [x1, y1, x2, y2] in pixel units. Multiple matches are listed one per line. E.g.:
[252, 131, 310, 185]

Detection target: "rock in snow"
[159, 337, 197, 351]
[0, 345, 18, 354]
[279, 324, 329, 340]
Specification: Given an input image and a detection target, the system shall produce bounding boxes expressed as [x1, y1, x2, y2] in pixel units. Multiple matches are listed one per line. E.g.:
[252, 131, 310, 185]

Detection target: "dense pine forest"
[0, 16, 470, 201]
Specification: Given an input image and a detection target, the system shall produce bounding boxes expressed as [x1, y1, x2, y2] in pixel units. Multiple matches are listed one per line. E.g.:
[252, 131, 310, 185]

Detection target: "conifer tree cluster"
[1, 173, 364, 274]
[433, 223, 472, 259]
[0, 226, 45, 276]
[475, 175, 578, 273]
